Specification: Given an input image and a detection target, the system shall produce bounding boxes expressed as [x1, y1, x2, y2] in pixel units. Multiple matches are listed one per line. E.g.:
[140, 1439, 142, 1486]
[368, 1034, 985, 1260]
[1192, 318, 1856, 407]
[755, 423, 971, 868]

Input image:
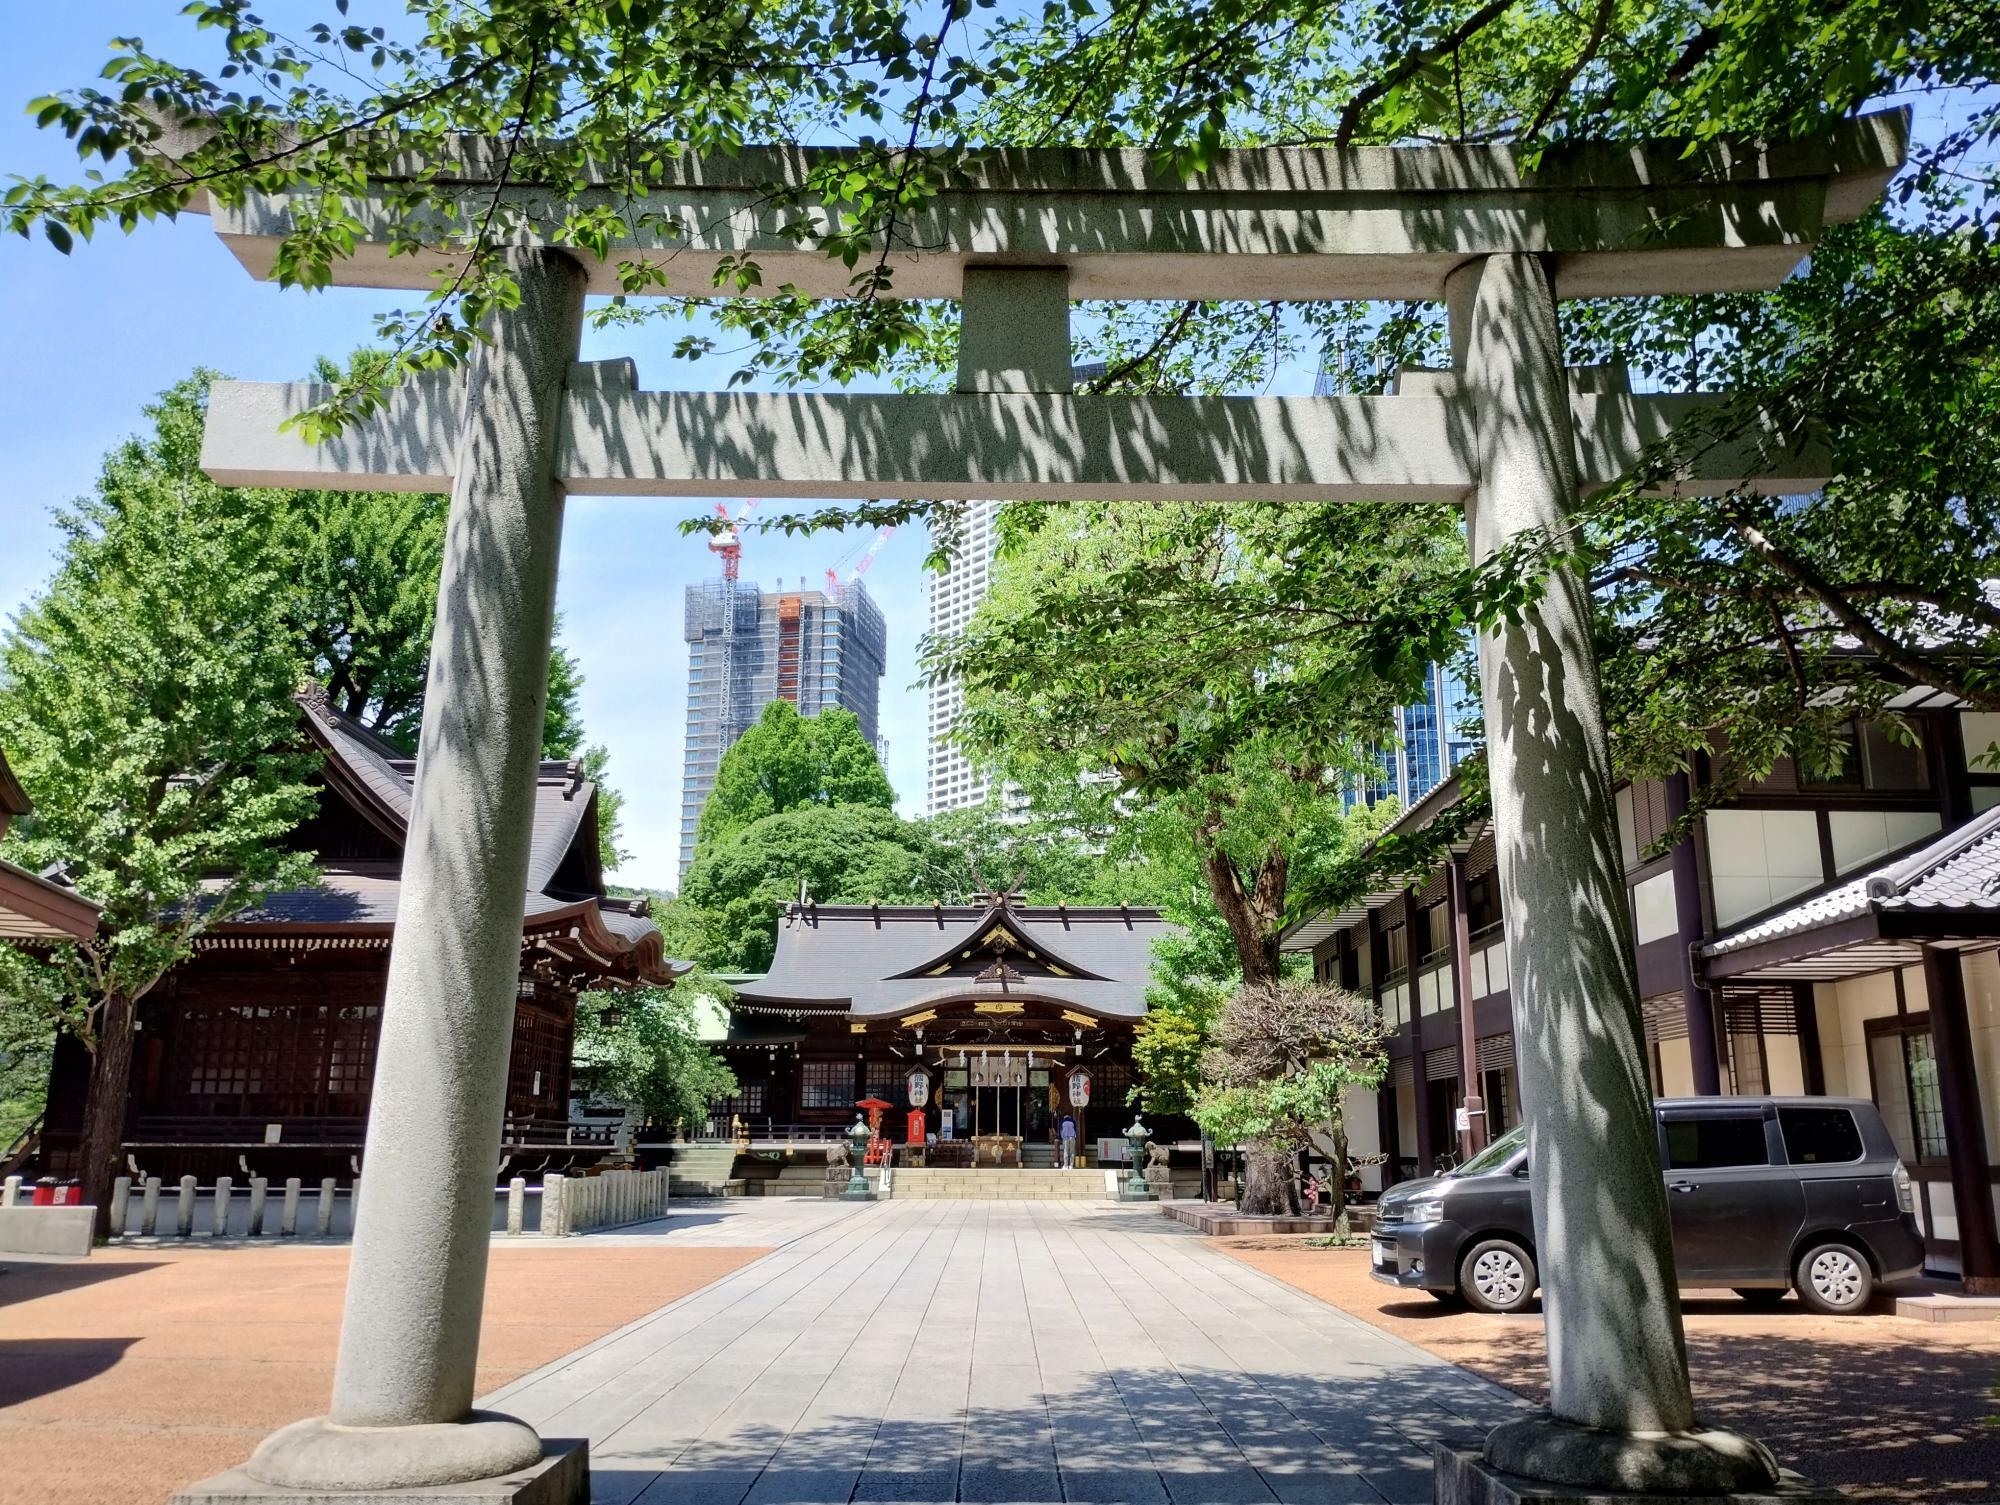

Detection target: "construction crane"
[825, 525, 893, 603]
[707, 498, 759, 580]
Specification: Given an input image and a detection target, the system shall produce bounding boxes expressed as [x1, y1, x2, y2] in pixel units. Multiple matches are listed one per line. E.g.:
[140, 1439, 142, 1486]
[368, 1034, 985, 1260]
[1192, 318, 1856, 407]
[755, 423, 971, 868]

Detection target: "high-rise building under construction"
[678, 577, 887, 881]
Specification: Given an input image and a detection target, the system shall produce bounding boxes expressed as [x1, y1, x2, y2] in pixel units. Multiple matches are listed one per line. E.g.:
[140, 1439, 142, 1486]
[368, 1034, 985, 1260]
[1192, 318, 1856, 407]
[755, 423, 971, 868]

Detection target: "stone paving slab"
[480, 1199, 1527, 1505]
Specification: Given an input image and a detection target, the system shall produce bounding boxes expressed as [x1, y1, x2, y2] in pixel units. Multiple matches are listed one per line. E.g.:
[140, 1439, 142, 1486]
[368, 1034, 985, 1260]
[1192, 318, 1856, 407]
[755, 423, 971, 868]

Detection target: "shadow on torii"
[175, 110, 1906, 1505]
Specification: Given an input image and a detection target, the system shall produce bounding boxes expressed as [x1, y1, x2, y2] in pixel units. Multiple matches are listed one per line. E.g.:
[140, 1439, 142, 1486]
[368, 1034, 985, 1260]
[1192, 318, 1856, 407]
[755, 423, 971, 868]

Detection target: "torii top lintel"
[195, 111, 1906, 303]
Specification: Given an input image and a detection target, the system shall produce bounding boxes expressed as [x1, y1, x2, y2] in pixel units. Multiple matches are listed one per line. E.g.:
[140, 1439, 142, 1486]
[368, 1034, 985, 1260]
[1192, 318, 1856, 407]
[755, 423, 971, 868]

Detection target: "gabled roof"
[203, 693, 678, 986]
[735, 900, 1171, 1020]
[883, 902, 1113, 982]
[1704, 803, 2000, 981]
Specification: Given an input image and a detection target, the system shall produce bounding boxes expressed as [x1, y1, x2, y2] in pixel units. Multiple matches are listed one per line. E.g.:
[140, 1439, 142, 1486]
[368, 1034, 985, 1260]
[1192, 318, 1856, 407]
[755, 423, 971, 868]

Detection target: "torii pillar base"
[1435, 1444, 1840, 1505]
[173, 1437, 587, 1505]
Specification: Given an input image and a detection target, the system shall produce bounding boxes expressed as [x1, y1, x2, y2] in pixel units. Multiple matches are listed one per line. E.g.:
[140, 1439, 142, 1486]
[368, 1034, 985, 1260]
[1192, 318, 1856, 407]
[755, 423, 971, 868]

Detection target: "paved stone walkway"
[484, 1200, 1528, 1505]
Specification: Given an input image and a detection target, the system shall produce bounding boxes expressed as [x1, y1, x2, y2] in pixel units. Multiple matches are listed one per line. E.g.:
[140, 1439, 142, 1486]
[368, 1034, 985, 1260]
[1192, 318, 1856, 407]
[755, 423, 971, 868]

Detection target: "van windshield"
[1449, 1123, 1528, 1177]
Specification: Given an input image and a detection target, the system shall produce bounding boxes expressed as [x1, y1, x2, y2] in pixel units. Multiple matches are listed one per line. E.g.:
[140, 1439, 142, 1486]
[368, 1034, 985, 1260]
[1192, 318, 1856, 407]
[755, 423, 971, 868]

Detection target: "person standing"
[1059, 1113, 1078, 1168]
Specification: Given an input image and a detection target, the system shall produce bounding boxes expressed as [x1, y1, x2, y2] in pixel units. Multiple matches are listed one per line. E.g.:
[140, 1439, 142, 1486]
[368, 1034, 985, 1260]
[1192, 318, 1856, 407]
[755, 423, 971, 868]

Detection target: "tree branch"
[1335, 0, 1519, 147]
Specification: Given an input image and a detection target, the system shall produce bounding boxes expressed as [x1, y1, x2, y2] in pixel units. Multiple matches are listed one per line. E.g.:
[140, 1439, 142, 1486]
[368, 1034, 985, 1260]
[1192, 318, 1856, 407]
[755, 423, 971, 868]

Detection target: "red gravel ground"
[1220, 1238, 2000, 1503]
[0, 1242, 765, 1505]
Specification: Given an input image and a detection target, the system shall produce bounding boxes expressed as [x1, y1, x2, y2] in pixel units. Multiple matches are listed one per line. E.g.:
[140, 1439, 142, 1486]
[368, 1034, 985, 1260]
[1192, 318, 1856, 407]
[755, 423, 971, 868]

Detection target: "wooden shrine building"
[39, 689, 681, 1181]
[718, 892, 1175, 1165]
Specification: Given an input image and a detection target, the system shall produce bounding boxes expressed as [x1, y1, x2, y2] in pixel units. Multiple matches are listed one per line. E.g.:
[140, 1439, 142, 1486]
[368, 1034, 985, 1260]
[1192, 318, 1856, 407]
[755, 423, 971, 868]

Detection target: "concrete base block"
[0, 1204, 95, 1257]
[1896, 1293, 2000, 1323]
[1434, 1447, 1844, 1504]
[172, 1439, 586, 1505]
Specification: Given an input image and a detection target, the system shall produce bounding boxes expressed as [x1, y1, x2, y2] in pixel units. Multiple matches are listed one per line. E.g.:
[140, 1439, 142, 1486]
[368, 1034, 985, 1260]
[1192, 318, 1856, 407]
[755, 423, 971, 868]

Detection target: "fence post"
[349, 1173, 360, 1229]
[247, 1177, 268, 1237]
[109, 1176, 130, 1236]
[1, 1174, 20, 1208]
[281, 1178, 302, 1236]
[317, 1177, 337, 1237]
[213, 1176, 234, 1237]
[541, 1173, 565, 1237]
[507, 1176, 525, 1236]
[175, 1176, 197, 1238]
[140, 1176, 161, 1235]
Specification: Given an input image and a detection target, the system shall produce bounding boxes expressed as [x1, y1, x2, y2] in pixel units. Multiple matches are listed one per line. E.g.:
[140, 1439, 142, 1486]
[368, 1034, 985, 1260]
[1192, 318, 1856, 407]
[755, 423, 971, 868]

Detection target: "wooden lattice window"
[800, 1060, 854, 1110]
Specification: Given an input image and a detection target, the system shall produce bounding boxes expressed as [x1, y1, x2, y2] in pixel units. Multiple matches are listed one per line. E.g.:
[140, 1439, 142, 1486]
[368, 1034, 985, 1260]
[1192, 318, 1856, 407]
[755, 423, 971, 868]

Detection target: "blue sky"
[0, 6, 948, 893]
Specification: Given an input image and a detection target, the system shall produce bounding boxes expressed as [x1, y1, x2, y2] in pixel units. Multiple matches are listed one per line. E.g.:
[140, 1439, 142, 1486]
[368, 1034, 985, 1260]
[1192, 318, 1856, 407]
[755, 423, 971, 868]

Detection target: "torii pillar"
[1444, 253, 1784, 1494]
[224, 247, 590, 1497]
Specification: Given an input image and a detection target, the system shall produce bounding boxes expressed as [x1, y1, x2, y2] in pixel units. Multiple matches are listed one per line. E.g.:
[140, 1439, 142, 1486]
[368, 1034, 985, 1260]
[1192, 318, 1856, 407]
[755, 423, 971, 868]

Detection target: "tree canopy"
[572, 982, 737, 1132]
[695, 700, 895, 849]
[682, 803, 930, 972]
[0, 373, 321, 1220]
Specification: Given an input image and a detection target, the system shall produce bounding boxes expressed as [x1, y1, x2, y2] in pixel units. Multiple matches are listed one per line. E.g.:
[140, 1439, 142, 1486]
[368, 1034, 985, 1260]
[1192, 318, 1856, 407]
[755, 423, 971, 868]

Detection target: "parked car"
[1370, 1096, 1924, 1316]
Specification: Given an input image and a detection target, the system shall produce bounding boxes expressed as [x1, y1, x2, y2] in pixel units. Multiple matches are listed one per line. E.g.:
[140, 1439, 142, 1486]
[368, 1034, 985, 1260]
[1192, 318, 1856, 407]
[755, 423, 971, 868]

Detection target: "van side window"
[1664, 1114, 1769, 1169]
[1778, 1106, 1865, 1164]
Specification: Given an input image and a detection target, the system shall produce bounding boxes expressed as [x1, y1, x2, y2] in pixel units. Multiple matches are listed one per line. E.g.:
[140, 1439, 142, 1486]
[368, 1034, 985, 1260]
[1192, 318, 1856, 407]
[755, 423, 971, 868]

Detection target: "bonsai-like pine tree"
[1194, 979, 1388, 1218]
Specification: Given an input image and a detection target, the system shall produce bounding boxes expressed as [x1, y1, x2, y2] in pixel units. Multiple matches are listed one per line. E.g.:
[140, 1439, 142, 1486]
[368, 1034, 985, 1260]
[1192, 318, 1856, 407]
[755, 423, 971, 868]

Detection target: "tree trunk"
[1196, 831, 1284, 985]
[1239, 1140, 1299, 1215]
[1327, 1124, 1349, 1223]
[77, 993, 136, 1240]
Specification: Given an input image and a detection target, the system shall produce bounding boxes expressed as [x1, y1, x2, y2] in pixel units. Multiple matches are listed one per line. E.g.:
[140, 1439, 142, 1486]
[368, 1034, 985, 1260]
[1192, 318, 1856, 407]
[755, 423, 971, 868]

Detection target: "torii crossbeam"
[184, 112, 1905, 1505]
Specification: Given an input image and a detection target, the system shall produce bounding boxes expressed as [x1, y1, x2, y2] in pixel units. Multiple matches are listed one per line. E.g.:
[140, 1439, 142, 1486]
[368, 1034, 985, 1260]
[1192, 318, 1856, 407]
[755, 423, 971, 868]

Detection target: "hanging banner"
[1068, 1067, 1092, 1107]
[907, 1066, 931, 1107]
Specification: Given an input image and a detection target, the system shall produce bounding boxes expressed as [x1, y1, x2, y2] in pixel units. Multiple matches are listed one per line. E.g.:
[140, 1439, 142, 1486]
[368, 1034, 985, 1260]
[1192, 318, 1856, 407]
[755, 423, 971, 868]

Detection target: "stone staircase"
[890, 1167, 1112, 1201]
[666, 1144, 745, 1198]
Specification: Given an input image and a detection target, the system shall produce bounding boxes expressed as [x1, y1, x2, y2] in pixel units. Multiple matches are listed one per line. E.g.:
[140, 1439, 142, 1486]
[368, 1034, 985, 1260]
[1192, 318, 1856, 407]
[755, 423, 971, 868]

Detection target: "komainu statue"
[1142, 1140, 1172, 1190]
[823, 1139, 850, 1196]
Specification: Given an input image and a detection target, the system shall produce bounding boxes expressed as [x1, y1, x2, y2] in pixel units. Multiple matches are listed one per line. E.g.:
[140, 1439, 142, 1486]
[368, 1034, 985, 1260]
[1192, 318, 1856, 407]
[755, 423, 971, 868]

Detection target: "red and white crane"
[825, 525, 894, 602]
[707, 498, 760, 580]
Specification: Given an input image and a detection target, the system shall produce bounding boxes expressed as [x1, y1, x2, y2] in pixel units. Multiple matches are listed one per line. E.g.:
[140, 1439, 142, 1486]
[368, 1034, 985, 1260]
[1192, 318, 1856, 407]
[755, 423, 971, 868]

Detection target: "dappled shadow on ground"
[587, 1360, 1516, 1505]
[1226, 1244, 2000, 1503]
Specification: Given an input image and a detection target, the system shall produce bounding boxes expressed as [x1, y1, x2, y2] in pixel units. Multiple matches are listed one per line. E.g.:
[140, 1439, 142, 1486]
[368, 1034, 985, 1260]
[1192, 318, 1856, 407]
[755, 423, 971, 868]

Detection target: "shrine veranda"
[172, 110, 1909, 1501]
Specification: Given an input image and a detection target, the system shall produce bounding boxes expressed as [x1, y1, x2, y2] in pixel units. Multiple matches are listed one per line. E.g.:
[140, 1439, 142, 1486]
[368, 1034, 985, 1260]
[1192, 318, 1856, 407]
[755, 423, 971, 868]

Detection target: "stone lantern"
[842, 1114, 873, 1199]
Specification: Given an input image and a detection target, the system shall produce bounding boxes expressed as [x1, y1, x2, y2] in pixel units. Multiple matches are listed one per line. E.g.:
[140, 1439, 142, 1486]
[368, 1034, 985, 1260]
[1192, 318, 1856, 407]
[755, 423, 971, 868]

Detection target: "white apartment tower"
[926, 500, 1002, 814]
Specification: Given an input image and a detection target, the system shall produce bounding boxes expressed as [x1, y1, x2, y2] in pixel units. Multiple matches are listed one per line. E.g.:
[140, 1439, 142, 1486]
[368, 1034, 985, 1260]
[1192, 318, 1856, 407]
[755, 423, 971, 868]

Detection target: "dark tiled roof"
[206, 695, 673, 984]
[1705, 803, 2000, 959]
[735, 902, 1172, 1019]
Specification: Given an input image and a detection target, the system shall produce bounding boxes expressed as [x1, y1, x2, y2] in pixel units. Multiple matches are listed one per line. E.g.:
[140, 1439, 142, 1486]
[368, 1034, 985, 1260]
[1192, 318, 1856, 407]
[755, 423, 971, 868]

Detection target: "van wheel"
[1460, 1238, 1537, 1314]
[1794, 1243, 1873, 1315]
[1733, 1288, 1787, 1309]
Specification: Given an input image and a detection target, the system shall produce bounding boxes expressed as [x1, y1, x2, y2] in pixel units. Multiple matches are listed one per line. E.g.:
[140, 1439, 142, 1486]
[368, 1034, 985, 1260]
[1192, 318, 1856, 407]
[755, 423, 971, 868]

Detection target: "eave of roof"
[0, 856, 101, 941]
[1280, 775, 1487, 951]
[1704, 803, 2000, 981]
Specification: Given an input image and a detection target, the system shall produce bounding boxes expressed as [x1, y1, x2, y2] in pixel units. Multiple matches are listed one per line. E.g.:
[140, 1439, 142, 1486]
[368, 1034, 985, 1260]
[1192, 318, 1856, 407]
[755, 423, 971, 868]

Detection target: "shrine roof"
[196, 694, 676, 985]
[732, 901, 1171, 1020]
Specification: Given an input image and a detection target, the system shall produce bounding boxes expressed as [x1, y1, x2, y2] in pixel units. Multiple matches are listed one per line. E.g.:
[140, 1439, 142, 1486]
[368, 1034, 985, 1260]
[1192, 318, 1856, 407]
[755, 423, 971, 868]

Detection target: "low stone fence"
[7, 1165, 672, 1243]
[97, 1173, 361, 1239]
[534, 1167, 668, 1237]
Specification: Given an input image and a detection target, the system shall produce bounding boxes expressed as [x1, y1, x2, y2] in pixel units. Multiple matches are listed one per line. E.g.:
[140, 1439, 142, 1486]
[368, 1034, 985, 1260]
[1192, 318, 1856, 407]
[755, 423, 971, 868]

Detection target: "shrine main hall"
[715, 894, 1175, 1165]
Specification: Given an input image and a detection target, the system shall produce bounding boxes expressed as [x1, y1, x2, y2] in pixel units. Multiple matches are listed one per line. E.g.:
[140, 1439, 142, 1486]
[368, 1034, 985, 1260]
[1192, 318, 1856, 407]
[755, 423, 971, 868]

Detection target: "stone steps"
[890, 1168, 1113, 1201]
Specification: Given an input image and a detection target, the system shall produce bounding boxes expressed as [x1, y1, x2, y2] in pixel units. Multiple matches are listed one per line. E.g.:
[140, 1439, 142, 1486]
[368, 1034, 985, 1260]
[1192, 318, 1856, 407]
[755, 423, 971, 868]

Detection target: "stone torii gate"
[180, 113, 1905, 1505]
